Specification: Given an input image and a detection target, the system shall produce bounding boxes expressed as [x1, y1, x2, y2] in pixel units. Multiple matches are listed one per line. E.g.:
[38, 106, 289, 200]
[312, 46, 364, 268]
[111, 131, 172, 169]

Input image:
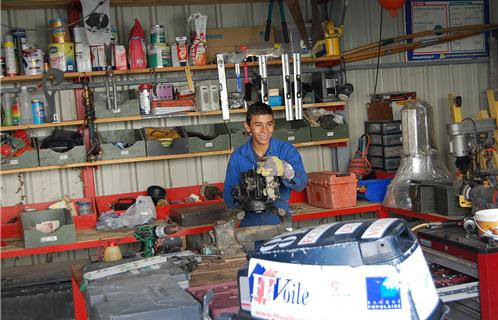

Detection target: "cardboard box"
[206, 26, 274, 62]
[21, 209, 76, 248]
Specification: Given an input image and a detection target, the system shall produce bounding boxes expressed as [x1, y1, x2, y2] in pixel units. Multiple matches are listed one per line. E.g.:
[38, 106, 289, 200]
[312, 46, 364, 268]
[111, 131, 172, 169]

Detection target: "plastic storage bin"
[365, 120, 401, 134]
[369, 133, 402, 146]
[306, 172, 357, 209]
[357, 179, 392, 202]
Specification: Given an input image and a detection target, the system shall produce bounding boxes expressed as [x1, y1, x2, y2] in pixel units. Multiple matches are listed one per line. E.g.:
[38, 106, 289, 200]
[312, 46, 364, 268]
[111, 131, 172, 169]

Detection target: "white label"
[362, 218, 397, 239]
[335, 222, 363, 235]
[205, 142, 213, 147]
[120, 150, 129, 155]
[288, 136, 295, 141]
[297, 223, 336, 245]
[59, 154, 68, 160]
[40, 236, 57, 242]
[9, 159, 19, 165]
[327, 131, 334, 137]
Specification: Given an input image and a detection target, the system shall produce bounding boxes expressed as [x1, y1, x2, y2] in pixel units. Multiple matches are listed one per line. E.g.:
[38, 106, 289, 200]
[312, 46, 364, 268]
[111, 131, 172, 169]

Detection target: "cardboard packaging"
[206, 26, 274, 62]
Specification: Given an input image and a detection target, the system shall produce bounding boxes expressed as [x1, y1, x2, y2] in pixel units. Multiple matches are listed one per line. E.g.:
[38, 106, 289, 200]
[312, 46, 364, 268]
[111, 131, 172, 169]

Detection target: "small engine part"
[232, 169, 280, 213]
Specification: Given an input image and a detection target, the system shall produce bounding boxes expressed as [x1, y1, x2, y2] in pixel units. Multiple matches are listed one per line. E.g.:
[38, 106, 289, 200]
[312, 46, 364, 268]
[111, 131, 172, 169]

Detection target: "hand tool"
[216, 54, 230, 121]
[265, 0, 289, 44]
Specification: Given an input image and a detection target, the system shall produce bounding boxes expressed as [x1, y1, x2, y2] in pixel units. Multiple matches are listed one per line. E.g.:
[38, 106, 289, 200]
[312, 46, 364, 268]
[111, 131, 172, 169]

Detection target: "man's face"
[244, 114, 274, 147]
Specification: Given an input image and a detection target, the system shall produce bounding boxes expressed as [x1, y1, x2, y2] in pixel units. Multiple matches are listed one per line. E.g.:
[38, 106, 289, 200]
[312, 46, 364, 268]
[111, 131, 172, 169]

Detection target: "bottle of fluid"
[11, 95, 20, 125]
[1, 93, 13, 126]
[19, 86, 33, 124]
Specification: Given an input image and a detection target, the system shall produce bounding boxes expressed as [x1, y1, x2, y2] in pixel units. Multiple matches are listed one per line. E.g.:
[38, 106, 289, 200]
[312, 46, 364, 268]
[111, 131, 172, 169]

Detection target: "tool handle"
[265, 19, 272, 41]
[282, 21, 289, 43]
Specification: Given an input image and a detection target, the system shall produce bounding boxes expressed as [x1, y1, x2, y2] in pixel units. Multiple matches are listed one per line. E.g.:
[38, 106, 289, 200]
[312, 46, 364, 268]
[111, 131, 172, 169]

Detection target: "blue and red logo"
[249, 263, 310, 306]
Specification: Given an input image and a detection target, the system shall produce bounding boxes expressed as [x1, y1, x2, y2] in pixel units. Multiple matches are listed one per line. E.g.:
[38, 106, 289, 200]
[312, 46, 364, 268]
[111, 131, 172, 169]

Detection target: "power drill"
[134, 224, 179, 257]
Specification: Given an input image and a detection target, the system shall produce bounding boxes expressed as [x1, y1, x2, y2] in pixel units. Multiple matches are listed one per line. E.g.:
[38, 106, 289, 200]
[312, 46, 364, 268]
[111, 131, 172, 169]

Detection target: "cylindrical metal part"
[401, 102, 435, 155]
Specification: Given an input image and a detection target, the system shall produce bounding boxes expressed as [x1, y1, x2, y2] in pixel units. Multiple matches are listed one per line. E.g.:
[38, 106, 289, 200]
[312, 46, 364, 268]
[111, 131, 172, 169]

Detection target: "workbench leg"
[72, 275, 88, 320]
[477, 252, 498, 320]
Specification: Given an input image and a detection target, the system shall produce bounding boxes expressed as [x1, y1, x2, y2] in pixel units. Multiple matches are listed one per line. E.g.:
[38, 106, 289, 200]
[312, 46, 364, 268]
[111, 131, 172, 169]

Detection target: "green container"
[38, 131, 86, 166]
[184, 123, 230, 153]
[145, 127, 189, 156]
[94, 90, 140, 119]
[20, 209, 76, 248]
[273, 119, 311, 144]
[1, 138, 39, 170]
[99, 129, 146, 160]
[225, 121, 249, 149]
[306, 119, 349, 141]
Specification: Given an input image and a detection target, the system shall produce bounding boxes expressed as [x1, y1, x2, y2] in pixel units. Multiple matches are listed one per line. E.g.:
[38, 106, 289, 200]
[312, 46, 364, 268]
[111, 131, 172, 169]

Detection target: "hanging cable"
[373, 5, 384, 96]
[349, 133, 372, 179]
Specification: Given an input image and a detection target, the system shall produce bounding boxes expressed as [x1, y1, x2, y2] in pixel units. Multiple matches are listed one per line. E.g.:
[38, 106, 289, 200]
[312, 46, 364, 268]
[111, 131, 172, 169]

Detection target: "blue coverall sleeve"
[223, 154, 241, 209]
[280, 144, 308, 192]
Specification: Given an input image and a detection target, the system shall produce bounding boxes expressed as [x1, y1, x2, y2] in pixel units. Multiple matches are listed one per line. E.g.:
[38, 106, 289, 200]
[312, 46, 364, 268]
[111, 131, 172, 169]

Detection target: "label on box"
[327, 131, 335, 137]
[288, 136, 295, 141]
[9, 159, 19, 165]
[41, 236, 58, 242]
[205, 142, 213, 148]
[121, 150, 129, 155]
[59, 154, 68, 160]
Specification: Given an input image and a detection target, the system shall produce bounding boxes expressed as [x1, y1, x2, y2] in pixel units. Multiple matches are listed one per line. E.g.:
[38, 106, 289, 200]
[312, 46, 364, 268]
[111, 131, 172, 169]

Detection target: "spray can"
[4, 35, 17, 76]
[139, 84, 152, 114]
[32, 99, 46, 124]
[12, 28, 26, 75]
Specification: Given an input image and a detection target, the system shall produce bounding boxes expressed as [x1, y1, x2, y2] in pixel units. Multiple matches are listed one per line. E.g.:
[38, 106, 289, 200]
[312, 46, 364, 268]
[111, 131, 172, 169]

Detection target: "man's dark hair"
[246, 102, 274, 124]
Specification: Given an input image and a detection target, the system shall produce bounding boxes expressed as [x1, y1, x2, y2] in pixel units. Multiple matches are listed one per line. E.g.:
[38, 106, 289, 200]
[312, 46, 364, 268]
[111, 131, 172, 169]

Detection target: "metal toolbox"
[273, 119, 311, 144]
[20, 209, 76, 248]
[1, 137, 39, 170]
[368, 145, 402, 158]
[369, 156, 401, 170]
[145, 127, 189, 156]
[305, 119, 349, 141]
[169, 203, 238, 227]
[365, 120, 401, 134]
[38, 129, 86, 166]
[183, 123, 230, 153]
[94, 89, 140, 118]
[225, 121, 249, 150]
[369, 133, 402, 146]
[99, 129, 146, 160]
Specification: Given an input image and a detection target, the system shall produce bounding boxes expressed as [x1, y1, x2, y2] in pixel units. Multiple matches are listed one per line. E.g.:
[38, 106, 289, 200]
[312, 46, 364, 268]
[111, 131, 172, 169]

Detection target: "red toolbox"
[306, 172, 357, 209]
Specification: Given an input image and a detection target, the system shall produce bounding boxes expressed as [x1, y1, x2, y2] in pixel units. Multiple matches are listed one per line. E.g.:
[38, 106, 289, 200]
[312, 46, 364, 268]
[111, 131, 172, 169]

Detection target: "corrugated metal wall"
[1, 0, 496, 208]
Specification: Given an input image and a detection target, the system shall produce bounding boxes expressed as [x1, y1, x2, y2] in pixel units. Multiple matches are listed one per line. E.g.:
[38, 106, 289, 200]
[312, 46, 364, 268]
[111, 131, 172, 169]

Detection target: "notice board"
[404, 0, 490, 61]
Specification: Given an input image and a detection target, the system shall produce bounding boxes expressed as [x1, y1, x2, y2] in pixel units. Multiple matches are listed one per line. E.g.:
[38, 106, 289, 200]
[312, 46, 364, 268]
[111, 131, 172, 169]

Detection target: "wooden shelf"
[0, 102, 345, 131]
[0, 138, 349, 175]
[1, 0, 269, 10]
[0, 56, 340, 84]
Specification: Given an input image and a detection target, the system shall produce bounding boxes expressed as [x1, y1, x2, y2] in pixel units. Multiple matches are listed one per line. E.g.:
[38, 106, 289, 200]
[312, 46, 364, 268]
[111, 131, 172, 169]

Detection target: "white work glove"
[256, 156, 295, 180]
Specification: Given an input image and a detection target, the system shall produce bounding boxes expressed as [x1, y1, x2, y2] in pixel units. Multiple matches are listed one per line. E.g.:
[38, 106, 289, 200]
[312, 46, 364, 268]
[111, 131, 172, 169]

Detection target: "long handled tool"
[343, 24, 498, 63]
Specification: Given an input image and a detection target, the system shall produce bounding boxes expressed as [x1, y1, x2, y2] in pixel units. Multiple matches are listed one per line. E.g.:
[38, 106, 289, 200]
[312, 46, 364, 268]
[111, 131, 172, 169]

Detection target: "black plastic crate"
[369, 145, 402, 158]
[365, 120, 401, 134]
[369, 156, 401, 170]
[369, 133, 402, 146]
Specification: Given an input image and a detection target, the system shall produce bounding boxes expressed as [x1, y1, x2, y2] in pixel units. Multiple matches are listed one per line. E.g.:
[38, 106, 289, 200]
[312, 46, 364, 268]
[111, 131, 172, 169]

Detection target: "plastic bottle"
[19, 86, 32, 124]
[1, 93, 13, 126]
[11, 95, 20, 125]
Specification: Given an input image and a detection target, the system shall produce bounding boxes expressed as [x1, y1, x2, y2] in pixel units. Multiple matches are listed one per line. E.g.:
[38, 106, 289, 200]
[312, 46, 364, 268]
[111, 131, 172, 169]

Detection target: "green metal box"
[225, 121, 249, 150]
[184, 123, 230, 153]
[99, 129, 146, 160]
[94, 90, 140, 119]
[20, 209, 76, 248]
[38, 130, 86, 166]
[1, 138, 39, 170]
[273, 119, 311, 144]
[306, 119, 349, 141]
[145, 127, 189, 156]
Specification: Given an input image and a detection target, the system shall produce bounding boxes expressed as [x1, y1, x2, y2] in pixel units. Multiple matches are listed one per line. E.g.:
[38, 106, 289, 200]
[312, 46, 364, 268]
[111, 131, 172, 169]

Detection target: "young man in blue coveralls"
[223, 102, 308, 227]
